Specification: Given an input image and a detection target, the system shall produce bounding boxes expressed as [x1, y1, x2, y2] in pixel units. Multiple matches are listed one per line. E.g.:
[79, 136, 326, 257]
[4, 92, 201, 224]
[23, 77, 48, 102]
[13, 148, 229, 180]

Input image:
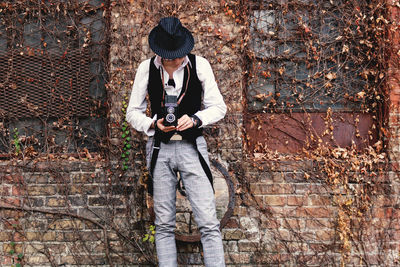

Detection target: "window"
[246, 1, 381, 153]
[0, 0, 108, 155]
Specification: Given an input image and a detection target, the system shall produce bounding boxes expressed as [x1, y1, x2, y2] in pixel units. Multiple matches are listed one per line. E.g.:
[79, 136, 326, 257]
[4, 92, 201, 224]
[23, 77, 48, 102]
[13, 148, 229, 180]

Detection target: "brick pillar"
[387, 3, 400, 264]
[388, 1, 400, 163]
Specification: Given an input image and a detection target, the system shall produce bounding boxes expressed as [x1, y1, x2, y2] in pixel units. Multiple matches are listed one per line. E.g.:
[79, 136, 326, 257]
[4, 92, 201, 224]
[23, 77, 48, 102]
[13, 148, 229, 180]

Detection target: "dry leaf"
[356, 91, 366, 98]
[326, 72, 336, 80]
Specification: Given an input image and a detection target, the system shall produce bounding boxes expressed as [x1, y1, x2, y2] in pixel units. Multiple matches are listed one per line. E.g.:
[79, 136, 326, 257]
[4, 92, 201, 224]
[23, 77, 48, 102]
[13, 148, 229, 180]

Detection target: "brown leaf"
[326, 72, 336, 80]
[356, 91, 366, 98]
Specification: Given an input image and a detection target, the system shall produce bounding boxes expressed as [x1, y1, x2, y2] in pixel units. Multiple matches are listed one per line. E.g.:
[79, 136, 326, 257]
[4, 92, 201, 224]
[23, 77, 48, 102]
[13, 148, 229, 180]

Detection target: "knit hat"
[148, 17, 194, 59]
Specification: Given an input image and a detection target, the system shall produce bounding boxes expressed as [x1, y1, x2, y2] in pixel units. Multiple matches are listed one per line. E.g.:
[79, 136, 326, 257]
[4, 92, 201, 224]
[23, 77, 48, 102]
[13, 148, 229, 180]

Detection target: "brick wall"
[1, 0, 400, 266]
[388, 0, 400, 162]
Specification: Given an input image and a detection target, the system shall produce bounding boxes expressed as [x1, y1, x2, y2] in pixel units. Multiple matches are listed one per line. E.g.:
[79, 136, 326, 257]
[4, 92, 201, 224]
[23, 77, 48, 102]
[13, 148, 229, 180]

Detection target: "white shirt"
[126, 55, 227, 136]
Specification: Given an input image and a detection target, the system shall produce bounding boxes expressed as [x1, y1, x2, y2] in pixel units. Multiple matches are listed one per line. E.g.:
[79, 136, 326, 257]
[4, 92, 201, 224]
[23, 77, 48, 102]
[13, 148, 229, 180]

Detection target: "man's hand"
[155, 118, 176, 133]
[177, 114, 194, 132]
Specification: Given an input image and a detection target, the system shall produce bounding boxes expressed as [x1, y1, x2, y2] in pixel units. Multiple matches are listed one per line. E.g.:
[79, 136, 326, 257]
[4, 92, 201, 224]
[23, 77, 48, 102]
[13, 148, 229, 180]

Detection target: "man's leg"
[152, 141, 179, 267]
[177, 137, 226, 267]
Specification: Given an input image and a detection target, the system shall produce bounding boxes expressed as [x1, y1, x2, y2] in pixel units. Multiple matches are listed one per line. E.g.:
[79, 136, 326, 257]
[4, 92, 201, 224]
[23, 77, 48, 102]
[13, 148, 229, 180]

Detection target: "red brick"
[282, 218, 305, 230]
[296, 207, 335, 218]
[225, 253, 251, 264]
[260, 217, 280, 229]
[269, 206, 296, 217]
[13, 232, 26, 242]
[3, 219, 21, 230]
[287, 195, 306, 206]
[0, 185, 10, 196]
[0, 255, 12, 265]
[0, 198, 21, 207]
[2, 174, 23, 183]
[373, 195, 394, 207]
[309, 195, 331, 206]
[372, 207, 399, 219]
[11, 185, 25, 196]
[250, 183, 295, 194]
[306, 218, 333, 229]
[309, 243, 331, 253]
[224, 218, 239, 228]
[264, 195, 286, 206]
[315, 229, 335, 241]
[238, 241, 260, 252]
[390, 94, 400, 105]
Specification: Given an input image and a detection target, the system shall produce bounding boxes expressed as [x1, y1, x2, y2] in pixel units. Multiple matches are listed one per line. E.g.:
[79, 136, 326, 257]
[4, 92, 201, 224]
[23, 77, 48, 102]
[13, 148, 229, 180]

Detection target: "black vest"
[148, 54, 203, 143]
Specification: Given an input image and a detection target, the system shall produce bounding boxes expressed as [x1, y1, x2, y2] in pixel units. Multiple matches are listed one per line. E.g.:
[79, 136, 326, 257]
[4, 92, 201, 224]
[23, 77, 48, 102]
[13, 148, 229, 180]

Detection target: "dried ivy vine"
[224, 0, 399, 266]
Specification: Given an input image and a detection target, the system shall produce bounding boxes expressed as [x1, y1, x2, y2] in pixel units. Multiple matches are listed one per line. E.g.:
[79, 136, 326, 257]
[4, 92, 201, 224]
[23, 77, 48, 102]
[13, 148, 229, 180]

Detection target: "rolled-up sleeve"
[126, 59, 156, 136]
[194, 56, 227, 126]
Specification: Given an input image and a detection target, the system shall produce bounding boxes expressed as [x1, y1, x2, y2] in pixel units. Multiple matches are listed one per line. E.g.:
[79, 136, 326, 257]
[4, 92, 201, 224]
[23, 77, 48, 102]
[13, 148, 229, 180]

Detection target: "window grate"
[0, 48, 91, 118]
[247, 1, 374, 112]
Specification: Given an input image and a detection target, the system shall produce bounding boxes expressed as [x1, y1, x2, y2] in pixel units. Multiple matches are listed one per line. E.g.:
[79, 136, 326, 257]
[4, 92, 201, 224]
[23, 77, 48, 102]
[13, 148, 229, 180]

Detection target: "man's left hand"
[177, 114, 194, 131]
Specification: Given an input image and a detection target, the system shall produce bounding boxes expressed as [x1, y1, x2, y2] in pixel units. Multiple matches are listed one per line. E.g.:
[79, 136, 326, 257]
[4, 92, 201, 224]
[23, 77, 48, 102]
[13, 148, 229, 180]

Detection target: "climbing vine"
[224, 0, 398, 265]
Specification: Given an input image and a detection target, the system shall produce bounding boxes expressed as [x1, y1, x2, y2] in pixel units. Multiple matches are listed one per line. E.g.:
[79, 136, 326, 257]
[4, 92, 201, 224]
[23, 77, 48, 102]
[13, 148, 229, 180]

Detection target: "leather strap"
[148, 136, 161, 196]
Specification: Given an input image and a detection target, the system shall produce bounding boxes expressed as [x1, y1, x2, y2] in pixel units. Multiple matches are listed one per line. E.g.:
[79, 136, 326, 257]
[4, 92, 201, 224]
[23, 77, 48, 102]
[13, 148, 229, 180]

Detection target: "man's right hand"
[154, 118, 176, 133]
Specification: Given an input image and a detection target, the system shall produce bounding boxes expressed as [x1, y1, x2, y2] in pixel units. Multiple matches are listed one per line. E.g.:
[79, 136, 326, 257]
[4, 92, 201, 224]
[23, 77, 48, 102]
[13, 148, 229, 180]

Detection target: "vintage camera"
[163, 95, 178, 126]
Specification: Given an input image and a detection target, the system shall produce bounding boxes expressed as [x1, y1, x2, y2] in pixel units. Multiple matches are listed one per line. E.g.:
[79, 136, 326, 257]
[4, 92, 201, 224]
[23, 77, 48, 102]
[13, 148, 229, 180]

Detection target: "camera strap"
[193, 140, 215, 194]
[147, 136, 160, 196]
[160, 64, 190, 107]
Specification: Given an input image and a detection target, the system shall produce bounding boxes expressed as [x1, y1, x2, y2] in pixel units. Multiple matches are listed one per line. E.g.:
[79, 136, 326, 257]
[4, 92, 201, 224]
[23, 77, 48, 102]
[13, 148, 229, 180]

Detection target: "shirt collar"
[154, 55, 192, 70]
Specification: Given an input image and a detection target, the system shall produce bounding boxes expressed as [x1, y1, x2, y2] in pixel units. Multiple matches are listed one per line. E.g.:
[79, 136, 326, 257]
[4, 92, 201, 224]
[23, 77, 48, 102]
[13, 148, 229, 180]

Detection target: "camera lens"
[165, 114, 176, 123]
[167, 106, 175, 114]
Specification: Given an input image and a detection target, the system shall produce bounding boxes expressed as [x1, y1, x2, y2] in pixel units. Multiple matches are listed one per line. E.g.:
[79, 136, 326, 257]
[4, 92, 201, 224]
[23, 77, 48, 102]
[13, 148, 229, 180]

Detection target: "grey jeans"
[146, 136, 225, 267]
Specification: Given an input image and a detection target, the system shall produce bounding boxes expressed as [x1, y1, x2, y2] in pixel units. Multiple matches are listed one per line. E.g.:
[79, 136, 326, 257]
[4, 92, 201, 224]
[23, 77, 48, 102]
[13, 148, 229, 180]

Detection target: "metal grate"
[0, 48, 91, 118]
[247, 1, 371, 112]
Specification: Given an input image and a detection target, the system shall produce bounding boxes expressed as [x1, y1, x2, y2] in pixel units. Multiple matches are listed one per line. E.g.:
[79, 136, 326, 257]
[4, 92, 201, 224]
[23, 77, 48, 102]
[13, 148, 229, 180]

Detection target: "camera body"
[163, 95, 179, 126]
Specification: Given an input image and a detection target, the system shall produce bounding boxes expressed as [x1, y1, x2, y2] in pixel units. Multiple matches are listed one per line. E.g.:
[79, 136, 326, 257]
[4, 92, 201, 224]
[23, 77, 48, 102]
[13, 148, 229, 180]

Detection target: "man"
[126, 17, 226, 267]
